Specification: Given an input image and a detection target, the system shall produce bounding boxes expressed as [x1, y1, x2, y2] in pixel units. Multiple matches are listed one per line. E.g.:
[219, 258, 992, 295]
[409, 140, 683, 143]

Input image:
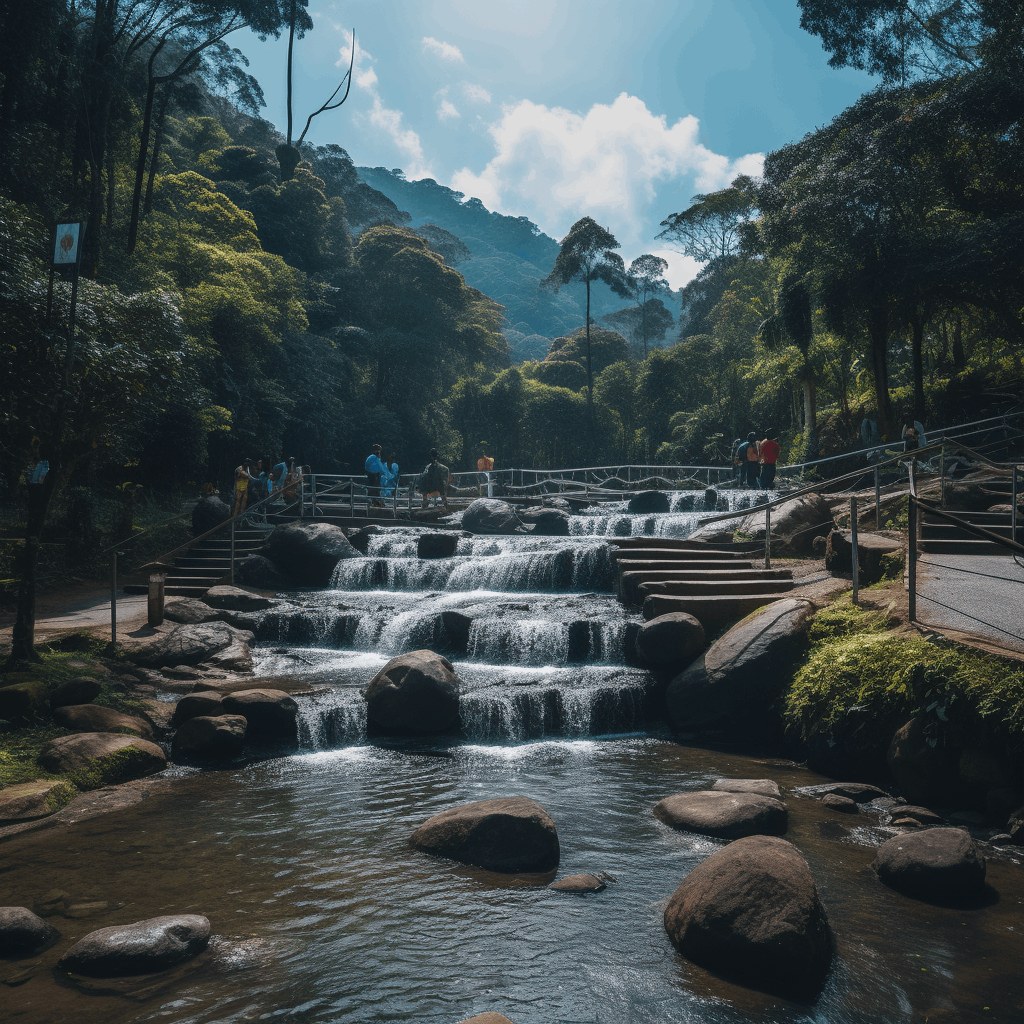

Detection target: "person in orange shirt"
[476, 446, 495, 497]
[759, 429, 781, 490]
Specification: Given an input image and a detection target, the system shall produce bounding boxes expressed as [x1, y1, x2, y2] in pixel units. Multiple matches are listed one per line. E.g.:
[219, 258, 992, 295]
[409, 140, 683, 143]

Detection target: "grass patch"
[0, 722, 68, 788]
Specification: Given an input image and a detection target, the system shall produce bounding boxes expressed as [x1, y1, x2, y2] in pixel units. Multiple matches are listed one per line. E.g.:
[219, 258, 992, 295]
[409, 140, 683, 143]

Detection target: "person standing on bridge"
[419, 448, 450, 510]
[758, 430, 781, 490]
[365, 444, 385, 508]
[477, 446, 495, 497]
[742, 432, 760, 488]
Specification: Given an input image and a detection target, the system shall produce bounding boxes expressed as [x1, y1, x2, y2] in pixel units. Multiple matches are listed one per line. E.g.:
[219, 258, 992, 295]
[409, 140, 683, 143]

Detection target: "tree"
[602, 298, 674, 358]
[625, 254, 672, 356]
[658, 176, 757, 264]
[542, 217, 631, 427]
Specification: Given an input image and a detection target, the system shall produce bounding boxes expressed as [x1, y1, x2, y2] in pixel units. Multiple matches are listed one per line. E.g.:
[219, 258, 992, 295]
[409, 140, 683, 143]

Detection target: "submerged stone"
[59, 915, 210, 977]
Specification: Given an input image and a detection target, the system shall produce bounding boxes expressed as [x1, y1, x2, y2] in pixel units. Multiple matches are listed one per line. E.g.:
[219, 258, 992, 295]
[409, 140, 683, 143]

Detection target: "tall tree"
[542, 217, 631, 426]
[626, 254, 672, 357]
[658, 176, 757, 264]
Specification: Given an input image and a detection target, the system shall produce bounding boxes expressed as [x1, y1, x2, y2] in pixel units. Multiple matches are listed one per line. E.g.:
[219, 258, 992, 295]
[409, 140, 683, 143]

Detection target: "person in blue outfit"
[365, 444, 385, 507]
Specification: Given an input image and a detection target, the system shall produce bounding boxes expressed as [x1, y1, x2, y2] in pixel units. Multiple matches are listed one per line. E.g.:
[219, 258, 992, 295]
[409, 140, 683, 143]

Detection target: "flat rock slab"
[0, 907, 61, 958]
[654, 790, 788, 840]
[410, 797, 559, 873]
[821, 794, 858, 813]
[38, 734, 167, 790]
[0, 780, 76, 823]
[795, 782, 891, 803]
[711, 778, 782, 799]
[886, 805, 942, 825]
[52, 704, 154, 740]
[873, 827, 986, 899]
[664, 835, 833, 999]
[204, 586, 275, 612]
[548, 873, 606, 893]
[164, 599, 220, 625]
[58, 915, 210, 977]
[130, 623, 254, 669]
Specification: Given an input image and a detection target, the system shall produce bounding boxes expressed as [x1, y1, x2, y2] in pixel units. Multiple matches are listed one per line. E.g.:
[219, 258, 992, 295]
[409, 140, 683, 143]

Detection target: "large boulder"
[58, 915, 210, 977]
[364, 650, 461, 736]
[690, 494, 835, 555]
[191, 495, 231, 537]
[163, 598, 220, 625]
[410, 796, 559, 873]
[0, 907, 61, 958]
[824, 529, 903, 583]
[0, 780, 76, 823]
[267, 522, 361, 586]
[171, 715, 247, 763]
[664, 836, 832, 998]
[0, 680, 49, 723]
[220, 689, 297, 746]
[888, 717, 960, 806]
[666, 599, 815, 740]
[654, 790, 788, 840]
[234, 554, 286, 590]
[628, 490, 670, 514]
[130, 622, 254, 669]
[634, 612, 705, 667]
[170, 691, 225, 728]
[38, 734, 167, 790]
[52, 704, 155, 740]
[519, 507, 571, 536]
[872, 828, 986, 899]
[418, 532, 460, 558]
[462, 499, 522, 535]
[49, 676, 103, 709]
[203, 585, 275, 612]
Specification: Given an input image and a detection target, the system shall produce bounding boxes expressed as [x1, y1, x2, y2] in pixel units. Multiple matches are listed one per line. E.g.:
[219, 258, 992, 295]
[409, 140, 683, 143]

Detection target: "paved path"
[0, 592, 150, 650]
[918, 552, 1024, 654]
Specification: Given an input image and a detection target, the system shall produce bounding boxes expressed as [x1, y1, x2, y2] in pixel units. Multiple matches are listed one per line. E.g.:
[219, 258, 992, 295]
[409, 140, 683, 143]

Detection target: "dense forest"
[1, 1, 1023, 539]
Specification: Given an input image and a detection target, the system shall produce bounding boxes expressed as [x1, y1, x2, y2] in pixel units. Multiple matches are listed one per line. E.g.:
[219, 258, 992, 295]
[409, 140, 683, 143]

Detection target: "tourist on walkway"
[270, 458, 289, 503]
[365, 444, 385, 507]
[759, 429, 781, 490]
[742, 432, 760, 487]
[418, 448, 450, 509]
[381, 452, 400, 499]
[477, 446, 495, 497]
[283, 458, 301, 502]
[233, 460, 256, 517]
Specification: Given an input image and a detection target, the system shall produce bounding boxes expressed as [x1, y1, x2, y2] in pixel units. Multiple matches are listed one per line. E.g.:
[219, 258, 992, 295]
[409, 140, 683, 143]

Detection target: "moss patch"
[0, 723, 67, 788]
[66, 743, 162, 791]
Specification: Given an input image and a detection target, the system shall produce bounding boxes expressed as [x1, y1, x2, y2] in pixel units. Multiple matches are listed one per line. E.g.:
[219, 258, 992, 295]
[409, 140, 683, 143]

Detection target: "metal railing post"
[1013, 464, 1019, 544]
[230, 518, 235, 586]
[908, 494, 917, 622]
[874, 465, 881, 530]
[850, 495, 859, 603]
[940, 451, 946, 509]
[110, 551, 117, 644]
[349, 480, 354, 516]
[764, 505, 772, 570]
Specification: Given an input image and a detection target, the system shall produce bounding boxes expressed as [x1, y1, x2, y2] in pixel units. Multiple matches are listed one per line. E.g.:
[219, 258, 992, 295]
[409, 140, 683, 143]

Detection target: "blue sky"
[233, 0, 876, 287]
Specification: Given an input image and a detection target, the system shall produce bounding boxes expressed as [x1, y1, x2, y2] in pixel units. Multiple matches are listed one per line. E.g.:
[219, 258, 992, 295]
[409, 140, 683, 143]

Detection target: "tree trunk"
[952, 311, 965, 369]
[868, 308, 895, 437]
[106, 143, 115, 229]
[802, 372, 817, 434]
[7, 469, 58, 666]
[910, 310, 926, 422]
[127, 74, 158, 253]
[143, 93, 169, 217]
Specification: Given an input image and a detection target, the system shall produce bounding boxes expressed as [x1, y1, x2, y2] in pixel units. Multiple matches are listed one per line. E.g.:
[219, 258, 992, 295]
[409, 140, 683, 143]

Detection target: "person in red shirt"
[758, 429, 781, 489]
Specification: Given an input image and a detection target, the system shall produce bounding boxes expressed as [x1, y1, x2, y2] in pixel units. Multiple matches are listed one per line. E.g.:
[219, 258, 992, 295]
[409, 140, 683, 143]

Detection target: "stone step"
[610, 537, 758, 551]
[641, 593, 784, 630]
[920, 523, 1015, 540]
[917, 538, 1007, 554]
[610, 548, 750, 563]
[638, 578, 796, 599]
[618, 567, 790, 604]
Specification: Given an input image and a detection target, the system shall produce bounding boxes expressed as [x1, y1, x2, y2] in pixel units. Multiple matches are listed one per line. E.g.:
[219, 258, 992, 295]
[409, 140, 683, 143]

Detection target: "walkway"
[918, 552, 1024, 655]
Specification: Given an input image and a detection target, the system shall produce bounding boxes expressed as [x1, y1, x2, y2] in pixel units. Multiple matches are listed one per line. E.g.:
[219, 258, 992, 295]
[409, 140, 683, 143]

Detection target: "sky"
[232, 0, 877, 289]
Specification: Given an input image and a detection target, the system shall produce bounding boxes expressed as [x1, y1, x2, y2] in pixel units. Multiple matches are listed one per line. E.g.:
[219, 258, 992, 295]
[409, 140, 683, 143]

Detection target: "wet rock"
[0, 908, 60, 958]
[418, 532, 459, 558]
[169, 691, 224, 728]
[519, 507, 571, 536]
[220, 689, 297, 746]
[234, 554, 286, 590]
[171, 715, 247, 763]
[52, 705, 154, 741]
[58, 915, 210, 977]
[49, 677, 103, 710]
[204, 586, 275, 612]
[627, 490, 670, 514]
[888, 717, 960, 806]
[267, 522, 361, 586]
[410, 797, 559, 873]
[634, 612, 705, 667]
[0, 780, 76, 823]
[130, 622, 254, 670]
[455, 1015, 517, 1024]
[462, 498, 522, 535]
[663, 835, 832, 999]
[364, 650, 461, 736]
[191, 495, 231, 537]
[204, 637, 254, 674]
[654, 790, 788, 840]
[712, 778, 782, 799]
[0, 680, 49, 723]
[824, 530, 904, 584]
[885, 805, 942, 826]
[873, 827, 986, 899]
[547, 873, 606, 893]
[163, 598, 220, 625]
[666, 599, 815, 740]
[892, 817, 922, 828]
[704, 487, 718, 508]
[821, 794, 858, 813]
[795, 782, 890, 803]
[38, 734, 166, 790]
[1005, 805, 1024, 844]
[440, 611, 473, 654]
[345, 524, 386, 553]
[541, 497, 573, 512]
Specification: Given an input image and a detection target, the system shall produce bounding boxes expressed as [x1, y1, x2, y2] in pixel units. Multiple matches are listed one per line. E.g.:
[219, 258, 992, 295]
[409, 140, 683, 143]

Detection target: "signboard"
[53, 222, 84, 267]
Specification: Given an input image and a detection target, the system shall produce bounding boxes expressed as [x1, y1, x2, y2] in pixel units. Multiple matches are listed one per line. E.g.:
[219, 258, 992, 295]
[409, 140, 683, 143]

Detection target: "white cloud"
[462, 82, 492, 105]
[422, 36, 465, 63]
[450, 93, 763, 250]
[438, 100, 461, 122]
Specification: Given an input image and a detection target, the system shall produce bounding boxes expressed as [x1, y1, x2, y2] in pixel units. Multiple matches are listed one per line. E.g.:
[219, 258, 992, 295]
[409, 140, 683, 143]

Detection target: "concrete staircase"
[610, 540, 794, 630]
[123, 528, 269, 597]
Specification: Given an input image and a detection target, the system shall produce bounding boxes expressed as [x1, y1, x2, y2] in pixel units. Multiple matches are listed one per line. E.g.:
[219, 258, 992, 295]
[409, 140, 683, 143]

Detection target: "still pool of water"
[3, 738, 1024, 1024]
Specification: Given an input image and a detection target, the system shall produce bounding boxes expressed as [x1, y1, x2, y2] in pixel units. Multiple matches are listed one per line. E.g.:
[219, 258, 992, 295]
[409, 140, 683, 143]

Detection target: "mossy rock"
[38, 734, 166, 791]
[0, 779, 77, 822]
[0, 679, 52, 723]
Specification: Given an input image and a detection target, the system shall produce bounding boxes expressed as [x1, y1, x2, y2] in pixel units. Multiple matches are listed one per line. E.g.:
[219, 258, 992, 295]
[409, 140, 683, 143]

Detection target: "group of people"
[233, 457, 304, 518]
[365, 445, 452, 509]
[731, 431, 781, 490]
